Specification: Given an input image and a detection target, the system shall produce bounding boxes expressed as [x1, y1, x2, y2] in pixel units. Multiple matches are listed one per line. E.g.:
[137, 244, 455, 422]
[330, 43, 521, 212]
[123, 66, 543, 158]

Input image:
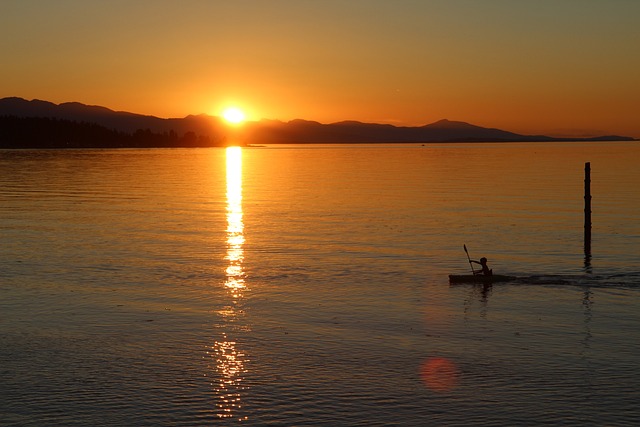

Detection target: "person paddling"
[470, 257, 492, 276]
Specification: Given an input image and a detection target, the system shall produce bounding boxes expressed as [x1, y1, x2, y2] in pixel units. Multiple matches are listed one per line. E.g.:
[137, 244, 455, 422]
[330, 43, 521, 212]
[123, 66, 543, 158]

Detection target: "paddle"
[464, 244, 476, 275]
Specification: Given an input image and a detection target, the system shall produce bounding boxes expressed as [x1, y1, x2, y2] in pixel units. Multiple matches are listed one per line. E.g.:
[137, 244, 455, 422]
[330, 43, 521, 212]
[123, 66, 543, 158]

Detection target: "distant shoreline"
[1, 97, 636, 148]
[1, 115, 634, 149]
[4, 141, 637, 151]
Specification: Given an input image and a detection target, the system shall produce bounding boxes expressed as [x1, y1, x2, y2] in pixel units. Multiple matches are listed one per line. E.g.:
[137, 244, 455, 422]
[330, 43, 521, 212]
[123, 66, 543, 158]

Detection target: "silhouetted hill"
[244, 117, 633, 143]
[0, 97, 225, 139]
[0, 97, 635, 148]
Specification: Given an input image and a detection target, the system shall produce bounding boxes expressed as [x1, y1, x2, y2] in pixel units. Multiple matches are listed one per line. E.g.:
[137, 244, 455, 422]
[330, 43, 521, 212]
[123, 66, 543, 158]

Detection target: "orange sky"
[1, 0, 639, 137]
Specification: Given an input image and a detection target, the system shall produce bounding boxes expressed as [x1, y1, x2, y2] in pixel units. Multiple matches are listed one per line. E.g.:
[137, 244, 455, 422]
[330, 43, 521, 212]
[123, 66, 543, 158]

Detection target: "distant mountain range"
[0, 97, 634, 148]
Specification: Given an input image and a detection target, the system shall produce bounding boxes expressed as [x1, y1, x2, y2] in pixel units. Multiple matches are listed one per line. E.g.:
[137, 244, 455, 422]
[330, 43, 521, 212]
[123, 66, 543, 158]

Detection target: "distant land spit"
[0, 97, 635, 148]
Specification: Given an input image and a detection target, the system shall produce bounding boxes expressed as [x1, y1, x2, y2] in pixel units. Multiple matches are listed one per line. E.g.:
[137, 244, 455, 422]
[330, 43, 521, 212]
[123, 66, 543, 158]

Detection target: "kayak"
[448, 274, 516, 284]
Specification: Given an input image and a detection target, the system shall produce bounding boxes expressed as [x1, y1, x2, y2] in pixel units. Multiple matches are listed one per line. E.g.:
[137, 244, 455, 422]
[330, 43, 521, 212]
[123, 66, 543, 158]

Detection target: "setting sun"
[222, 107, 246, 125]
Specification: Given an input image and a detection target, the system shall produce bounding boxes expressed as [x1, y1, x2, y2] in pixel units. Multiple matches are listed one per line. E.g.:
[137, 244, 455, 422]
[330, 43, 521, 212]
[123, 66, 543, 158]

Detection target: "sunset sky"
[2, 0, 639, 137]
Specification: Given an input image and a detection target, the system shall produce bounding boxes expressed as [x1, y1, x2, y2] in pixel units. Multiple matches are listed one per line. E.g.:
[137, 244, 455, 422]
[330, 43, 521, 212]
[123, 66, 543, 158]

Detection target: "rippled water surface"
[1, 142, 639, 426]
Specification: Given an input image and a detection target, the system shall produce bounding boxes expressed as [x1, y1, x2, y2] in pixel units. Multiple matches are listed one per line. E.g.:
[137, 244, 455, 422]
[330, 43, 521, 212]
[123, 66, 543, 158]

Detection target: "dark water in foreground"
[1, 142, 639, 426]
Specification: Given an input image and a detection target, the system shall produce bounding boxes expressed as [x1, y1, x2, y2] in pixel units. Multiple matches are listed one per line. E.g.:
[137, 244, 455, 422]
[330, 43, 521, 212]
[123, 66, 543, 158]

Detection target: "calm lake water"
[1, 142, 639, 426]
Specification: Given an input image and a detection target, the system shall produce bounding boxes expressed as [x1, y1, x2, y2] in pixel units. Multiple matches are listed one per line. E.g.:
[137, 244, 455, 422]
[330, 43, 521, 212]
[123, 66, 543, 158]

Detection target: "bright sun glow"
[222, 107, 246, 125]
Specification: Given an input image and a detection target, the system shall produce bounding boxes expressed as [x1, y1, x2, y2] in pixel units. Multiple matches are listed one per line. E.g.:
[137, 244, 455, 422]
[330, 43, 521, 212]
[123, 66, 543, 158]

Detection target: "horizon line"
[2, 96, 636, 139]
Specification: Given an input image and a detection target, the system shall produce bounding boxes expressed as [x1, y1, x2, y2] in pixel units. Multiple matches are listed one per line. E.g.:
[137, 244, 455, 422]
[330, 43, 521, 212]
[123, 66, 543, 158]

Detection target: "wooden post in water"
[584, 162, 592, 264]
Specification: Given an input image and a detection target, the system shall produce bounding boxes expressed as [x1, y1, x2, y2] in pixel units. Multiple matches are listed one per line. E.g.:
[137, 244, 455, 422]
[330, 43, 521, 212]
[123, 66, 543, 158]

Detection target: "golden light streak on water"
[225, 146, 245, 292]
[211, 146, 249, 421]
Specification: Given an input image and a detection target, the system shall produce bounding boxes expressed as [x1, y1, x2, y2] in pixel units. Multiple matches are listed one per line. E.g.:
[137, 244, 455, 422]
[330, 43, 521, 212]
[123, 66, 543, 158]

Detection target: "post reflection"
[210, 146, 249, 421]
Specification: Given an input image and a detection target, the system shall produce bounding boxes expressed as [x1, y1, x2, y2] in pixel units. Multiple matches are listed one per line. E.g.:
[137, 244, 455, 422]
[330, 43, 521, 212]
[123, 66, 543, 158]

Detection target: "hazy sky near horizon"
[1, 0, 639, 137]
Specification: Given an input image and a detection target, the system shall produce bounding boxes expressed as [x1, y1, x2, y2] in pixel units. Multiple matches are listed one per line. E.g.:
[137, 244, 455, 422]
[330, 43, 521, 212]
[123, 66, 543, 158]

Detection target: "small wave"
[518, 272, 640, 289]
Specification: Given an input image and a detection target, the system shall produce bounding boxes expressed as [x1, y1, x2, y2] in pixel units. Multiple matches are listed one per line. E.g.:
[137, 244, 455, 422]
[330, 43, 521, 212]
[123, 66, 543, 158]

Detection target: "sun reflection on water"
[210, 146, 249, 421]
[224, 146, 246, 300]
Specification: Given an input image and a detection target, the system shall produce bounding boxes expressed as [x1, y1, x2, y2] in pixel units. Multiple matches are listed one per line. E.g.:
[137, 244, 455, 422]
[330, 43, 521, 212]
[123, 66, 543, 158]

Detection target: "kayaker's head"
[480, 257, 487, 264]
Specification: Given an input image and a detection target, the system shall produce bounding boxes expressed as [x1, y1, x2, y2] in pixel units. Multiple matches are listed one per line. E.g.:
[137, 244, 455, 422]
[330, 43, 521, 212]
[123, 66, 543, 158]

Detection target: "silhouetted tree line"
[0, 116, 223, 148]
